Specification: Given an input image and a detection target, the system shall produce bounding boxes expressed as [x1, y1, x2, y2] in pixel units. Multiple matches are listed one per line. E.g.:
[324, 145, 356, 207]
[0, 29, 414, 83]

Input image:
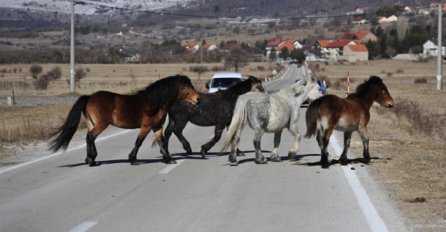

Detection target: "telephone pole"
[70, 0, 75, 93]
[437, 3, 443, 90]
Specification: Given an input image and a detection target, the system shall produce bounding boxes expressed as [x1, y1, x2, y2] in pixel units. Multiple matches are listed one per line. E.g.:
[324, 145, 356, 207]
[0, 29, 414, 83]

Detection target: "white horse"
[221, 78, 323, 165]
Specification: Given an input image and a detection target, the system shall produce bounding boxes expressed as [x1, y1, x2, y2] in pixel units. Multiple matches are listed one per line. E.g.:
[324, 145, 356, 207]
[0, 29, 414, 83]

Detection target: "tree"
[189, 65, 208, 80]
[269, 48, 277, 61]
[279, 47, 290, 59]
[224, 48, 249, 72]
[30, 65, 42, 79]
[290, 49, 306, 64]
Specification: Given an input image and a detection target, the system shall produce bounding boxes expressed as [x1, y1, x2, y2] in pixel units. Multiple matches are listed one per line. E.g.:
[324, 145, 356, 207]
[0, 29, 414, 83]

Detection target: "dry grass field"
[0, 60, 445, 231]
[310, 59, 446, 232]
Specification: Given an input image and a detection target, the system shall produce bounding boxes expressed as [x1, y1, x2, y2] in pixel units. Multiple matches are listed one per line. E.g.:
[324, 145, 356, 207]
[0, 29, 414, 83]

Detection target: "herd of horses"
[49, 71, 394, 168]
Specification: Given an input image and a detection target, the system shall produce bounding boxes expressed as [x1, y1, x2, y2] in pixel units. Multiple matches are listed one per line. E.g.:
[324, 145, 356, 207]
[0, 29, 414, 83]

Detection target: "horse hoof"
[200, 149, 207, 159]
[89, 161, 100, 167]
[271, 157, 282, 162]
[255, 160, 268, 164]
[184, 147, 193, 155]
[288, 152, 296, 161]
[229, 162, 239, 166]
[321, 162, 330, 169]
[340, 159, 349, 165]
[228, 156, 237, 164]
[166, 159, 177, 164]
[130, 161, 140, 166]
[236, 151, 246, 156]
[363, 158, 371, 164]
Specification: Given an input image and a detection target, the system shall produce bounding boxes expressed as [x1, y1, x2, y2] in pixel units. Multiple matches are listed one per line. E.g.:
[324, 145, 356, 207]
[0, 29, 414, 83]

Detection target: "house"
[202, 43, 218, 52]
[353, 16, 368, 25]
[315, 40, 333, 59]
[341, 30, 377, 43]
[326, 39, 355, 60]
[265, 38, 282, 58]
[265, 38, 304, 59]
[343, 44, 369, 61]
[423, 39, 446, 56]
[182, 41, 200, 53]
[378, 15, 398, 23]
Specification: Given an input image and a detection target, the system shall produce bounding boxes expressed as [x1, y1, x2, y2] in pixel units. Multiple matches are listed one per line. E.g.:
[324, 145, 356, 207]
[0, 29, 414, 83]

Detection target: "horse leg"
[287, 126, 301, 161]
[128, 126, 151, 165]
[340, 131, 353, 165]
[358, 127, 370, 164]
[253, 129, 267, 164]
[228, 134, 241, 165]
[154, 127, 176, 164]
[173, 121, 193, 155]
[317, 127, 332, 168]
[270, 131, 282, 162]
[163, 117, 175, 155]
[85, 123, 107, 167]
[200, 125, 224, 159]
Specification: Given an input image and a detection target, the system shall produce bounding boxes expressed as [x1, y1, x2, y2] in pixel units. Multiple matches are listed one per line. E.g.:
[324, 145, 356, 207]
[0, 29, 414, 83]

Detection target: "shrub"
[46, 66, 62, 81]
[34, 75, 50, 90]
[414, 78, 427, 84]
[377, 98, 444, 138]
[30, 65, 42, 79]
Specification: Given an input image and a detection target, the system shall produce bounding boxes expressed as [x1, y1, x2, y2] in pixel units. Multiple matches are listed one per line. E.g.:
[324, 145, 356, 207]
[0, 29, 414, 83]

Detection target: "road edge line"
[329, 136, 389, 232]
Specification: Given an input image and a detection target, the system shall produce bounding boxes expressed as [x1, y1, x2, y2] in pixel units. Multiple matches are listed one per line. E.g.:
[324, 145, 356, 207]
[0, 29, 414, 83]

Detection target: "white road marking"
[330, 136, 389, 232]
[158, 159, 185, 174]
[68, 221, 97, 232]
[0, 130, 133, 175]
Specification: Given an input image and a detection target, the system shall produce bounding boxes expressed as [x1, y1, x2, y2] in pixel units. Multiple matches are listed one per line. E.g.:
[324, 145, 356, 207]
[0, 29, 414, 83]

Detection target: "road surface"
[0, 65, 407, 232]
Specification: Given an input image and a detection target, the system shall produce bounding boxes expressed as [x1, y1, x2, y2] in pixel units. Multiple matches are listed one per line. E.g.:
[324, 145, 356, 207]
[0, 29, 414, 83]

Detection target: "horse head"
[177, 77, 200, 105]
[306, 80, 324, 102]
[359, 76, 394, 108]
[247, 75, 265, 92]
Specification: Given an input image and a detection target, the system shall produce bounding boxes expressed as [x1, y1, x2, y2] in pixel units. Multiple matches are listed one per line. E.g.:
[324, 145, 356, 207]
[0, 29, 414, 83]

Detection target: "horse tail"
[304, 98, 321, 138]
[49, 95, 89, 152]
[221, 96, 248, 152]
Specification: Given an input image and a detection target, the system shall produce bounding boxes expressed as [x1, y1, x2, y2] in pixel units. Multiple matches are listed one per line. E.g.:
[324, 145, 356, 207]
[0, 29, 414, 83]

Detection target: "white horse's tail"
[221, 95, 249, 152]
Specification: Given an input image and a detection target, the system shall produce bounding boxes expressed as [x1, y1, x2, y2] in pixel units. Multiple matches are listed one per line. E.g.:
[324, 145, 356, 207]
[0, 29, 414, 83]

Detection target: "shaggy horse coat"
[305, 75, 394, 168]
[222, 79, 322, 165]
[164, 76, 264, 158]
[49, 75, 199, 166]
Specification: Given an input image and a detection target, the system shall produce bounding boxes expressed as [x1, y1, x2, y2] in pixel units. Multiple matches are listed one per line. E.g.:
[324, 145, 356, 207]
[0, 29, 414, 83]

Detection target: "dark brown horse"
[49, 75, 199, 166]
[305, 76, 394, 168]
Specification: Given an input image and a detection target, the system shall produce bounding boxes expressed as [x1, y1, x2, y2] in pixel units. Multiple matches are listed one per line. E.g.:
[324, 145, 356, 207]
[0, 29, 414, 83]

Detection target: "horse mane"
[223, 76, 259, 96]
[139, 75, 193, 116]
[355, 75, 383, 96]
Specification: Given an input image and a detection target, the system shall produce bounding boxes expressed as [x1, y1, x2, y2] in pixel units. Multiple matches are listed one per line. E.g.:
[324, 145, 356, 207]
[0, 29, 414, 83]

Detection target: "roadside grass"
[312, 59, 446, 232]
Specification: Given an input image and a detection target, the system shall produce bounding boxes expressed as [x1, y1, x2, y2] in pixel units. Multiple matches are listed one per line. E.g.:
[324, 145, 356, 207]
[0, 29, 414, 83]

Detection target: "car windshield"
[210, 78, 241, 88]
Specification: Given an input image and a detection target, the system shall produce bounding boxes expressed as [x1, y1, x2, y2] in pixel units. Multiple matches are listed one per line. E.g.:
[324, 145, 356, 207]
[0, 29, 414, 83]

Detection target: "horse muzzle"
[384, 99, 394, 108]
[187, 94, 200, 105]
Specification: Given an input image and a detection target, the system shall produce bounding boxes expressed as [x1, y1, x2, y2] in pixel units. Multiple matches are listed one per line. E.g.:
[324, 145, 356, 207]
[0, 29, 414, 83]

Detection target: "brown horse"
[305, 76, 394, 168]
[49, 75, 199, 166]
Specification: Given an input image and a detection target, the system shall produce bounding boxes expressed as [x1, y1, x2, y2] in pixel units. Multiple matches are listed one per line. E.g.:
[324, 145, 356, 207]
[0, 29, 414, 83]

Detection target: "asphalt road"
[0, 65, 407, 232]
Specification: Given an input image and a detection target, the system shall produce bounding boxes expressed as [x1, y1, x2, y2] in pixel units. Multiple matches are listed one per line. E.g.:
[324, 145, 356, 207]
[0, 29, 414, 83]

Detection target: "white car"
[206, 72, 243, 93]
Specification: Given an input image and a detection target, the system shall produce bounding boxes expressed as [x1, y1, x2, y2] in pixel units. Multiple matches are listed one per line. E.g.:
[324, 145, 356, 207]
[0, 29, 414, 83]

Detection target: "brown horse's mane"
[138, 75, 193, 116]
[355, 75, 383, 96]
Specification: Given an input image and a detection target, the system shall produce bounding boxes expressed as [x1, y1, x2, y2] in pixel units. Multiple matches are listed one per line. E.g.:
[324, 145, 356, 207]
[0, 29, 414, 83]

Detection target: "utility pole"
[70, 0, 75, 93]
[437, 3, 443, 90]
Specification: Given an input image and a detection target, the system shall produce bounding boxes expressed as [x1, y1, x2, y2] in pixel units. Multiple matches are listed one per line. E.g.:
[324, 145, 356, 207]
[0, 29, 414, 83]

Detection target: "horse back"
[169, 91, 236, 126]
[86, 91, 150, 129]
[318, 94, 369, 130]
